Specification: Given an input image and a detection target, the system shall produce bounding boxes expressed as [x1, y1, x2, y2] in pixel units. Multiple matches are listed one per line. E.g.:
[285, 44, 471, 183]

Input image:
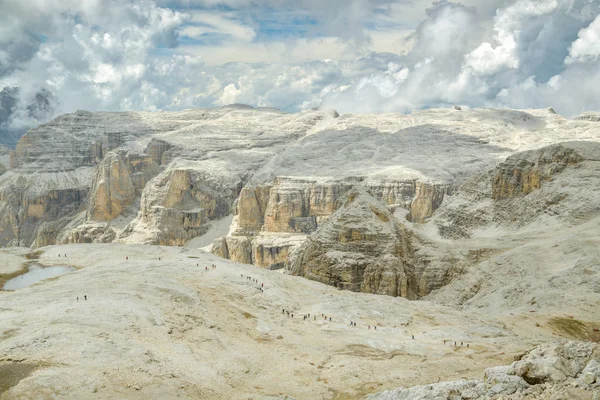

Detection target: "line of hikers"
[241, 274, 264, 293]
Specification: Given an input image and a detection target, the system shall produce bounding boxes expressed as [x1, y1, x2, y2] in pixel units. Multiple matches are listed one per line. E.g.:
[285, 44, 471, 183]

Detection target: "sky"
[1, 0, 600, 131]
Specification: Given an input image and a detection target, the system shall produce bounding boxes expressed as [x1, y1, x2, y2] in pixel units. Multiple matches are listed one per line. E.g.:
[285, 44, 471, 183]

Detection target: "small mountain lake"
[2, 265, 76, 291]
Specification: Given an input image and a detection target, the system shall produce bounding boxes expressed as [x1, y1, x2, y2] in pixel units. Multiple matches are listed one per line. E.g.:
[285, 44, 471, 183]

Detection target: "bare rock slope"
[1, 106, 600, 301]
[1, 243, 597, 400]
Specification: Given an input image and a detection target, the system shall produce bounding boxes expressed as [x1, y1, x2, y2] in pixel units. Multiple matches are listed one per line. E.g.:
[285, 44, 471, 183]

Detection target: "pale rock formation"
[369, 340, 600, 400]
[211, 235, 253, 264]
[217, 177, 452, 268]
[435, 141, 600, 239]
[0, 106, 333, 247]
[426, 142, 600, 318]
[119, 164, 236, 245]
[285, 187, 453, 298]
[87, 152, 136, 221]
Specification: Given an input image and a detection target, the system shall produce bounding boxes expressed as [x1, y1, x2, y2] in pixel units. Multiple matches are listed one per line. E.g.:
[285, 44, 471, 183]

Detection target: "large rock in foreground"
[368, 340, 600, 400]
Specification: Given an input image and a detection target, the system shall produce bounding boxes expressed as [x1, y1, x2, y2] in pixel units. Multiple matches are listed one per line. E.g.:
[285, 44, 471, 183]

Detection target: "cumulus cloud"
[566, 15, 600, 63]
[321, 0, 600, 115]
[1, 0, 600, 144]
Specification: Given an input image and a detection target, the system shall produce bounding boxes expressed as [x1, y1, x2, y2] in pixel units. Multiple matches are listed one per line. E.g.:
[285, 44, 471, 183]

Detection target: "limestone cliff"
[435, 141, 600, 239]
[285, 187, 455, 299]
[87, 152, 136, 221]
[216, 177, 453, 269]
[0, 106, 334, 247]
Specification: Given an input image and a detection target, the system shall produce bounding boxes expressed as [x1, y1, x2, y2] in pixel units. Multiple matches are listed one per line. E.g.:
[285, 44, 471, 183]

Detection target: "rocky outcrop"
[123, 153, 160, 195]
[3, 107, 600, 256]
[211, 235, 253, 264]
[368, 340, 600, 400]
[435, 141, 600, 239]
[217, 177, 453, 270]
[285, 187, 454, 298]
[492, 144, 585, 200]
[0, 179, 89, 247]
[119, 165, 240, 245]
[59, 223, 117, 244]
[87, 152, 136, 221]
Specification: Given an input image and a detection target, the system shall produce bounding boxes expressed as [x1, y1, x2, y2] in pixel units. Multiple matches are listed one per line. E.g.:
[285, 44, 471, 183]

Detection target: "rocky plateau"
[1, 106, 600, 399]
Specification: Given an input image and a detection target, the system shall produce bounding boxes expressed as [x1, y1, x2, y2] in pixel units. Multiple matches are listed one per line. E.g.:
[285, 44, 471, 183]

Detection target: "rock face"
[368, 340, 600, 400]
[0, 106, 335, 247]
[285, 187, 453, 298]
[87, 152, 136, 221]
[435, 141, 600, 239]
[2, 106, 600, 306]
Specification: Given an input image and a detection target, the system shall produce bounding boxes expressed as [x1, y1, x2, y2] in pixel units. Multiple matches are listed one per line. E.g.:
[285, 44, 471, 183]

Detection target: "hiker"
[291, 314, 293, 318]
[412, 335, 414, 339]
[159, 257, 161, 261]
[59, 254, 61, 257]
[282, 309, 285, 314]
[461, 342, 463, 346]
[76, 296, 78, 301]
[350, 321, 353, 326]
[308, 313, 310, 318]
[261, 283, 264, 288]
[454, 342, 457, 346]
[126, 256, 128, 260]
[374, 326, 377, 331]
[467, 344, 469, 348]
[84, 295, 87, 300]
[329, 317, 331, 322]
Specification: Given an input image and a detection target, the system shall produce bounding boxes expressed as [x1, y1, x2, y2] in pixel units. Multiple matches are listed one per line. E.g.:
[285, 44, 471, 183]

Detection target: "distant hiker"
[84, 295, 87, 301]
[58, 254, 61, 257]
[282, 309, 285, 314]
[76, 296, 78, 301]
[159, 257, 161, 261]
[261, 283, 264, 288]
[467, 344, 469, 348]
[291, 314, 293, 318]
[443, 340, 446, 344]
[461, 342, 463, 346]
[412, 335, 414, 340]
[329, 317, 331, 322]
[126, 256, 128, 260]
[350, 321, 353, 326]
[454, 342, 457, 346]
[374, 326, 377, 331]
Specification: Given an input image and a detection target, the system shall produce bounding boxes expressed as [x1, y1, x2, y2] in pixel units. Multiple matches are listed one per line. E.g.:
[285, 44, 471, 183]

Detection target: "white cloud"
[566, 15, 600, 63]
